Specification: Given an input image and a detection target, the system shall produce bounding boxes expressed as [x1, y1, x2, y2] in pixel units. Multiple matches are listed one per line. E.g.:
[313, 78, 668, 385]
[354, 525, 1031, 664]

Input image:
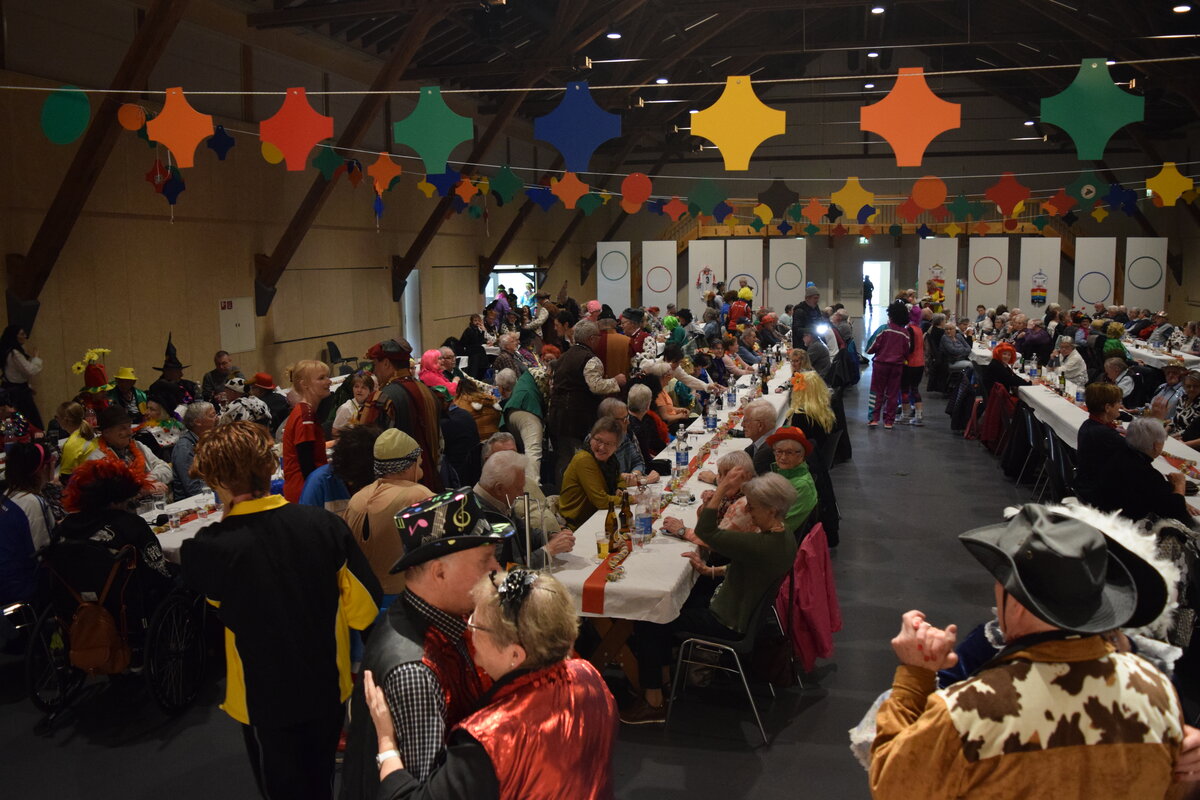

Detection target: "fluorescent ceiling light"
[870, 6, 885, 14]
[867, 51, 879, 58]
[1173, 4, 1192, 12]
[1024, 120, 1035, 126]
[688, 109, 699, 114]
[655, 77, 669, 84]
[606, 31, 622, 39]
[864, 83, 875, 89]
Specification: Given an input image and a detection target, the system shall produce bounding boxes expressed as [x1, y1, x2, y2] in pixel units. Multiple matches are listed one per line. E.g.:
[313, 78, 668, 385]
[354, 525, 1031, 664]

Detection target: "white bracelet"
[376, 749, 401, 769]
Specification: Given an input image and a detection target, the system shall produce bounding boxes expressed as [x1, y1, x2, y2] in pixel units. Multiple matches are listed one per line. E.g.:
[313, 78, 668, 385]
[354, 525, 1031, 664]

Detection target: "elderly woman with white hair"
[626, 383, 670, 475]
[496, 367, 545, 484]
[622, 468, 799, 724]
[1091, 417, 1193, 526]
[492, 332, 526, 377]
[1049, 335, 1088, 386]
[474, 449, 575, 568]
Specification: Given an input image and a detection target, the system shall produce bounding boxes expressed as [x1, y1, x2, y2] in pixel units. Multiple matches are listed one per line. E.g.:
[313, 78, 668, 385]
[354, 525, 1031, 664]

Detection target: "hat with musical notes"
[390, 488, 514, 573]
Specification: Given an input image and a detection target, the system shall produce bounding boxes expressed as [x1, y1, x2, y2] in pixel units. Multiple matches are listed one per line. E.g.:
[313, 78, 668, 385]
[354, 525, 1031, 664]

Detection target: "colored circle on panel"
[599, 250, 629, 282]
[1076, 271, 1112, 305]
[728, 273, 760, 295]
[774, 261, 804, 292]
[1126, 256, 1163, 291]
[972, 256, 1003, 286]
[645, 265, 673, 294]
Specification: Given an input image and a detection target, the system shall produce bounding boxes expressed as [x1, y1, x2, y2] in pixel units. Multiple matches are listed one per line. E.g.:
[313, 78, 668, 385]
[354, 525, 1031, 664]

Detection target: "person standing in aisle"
[867, 301, 913, 431]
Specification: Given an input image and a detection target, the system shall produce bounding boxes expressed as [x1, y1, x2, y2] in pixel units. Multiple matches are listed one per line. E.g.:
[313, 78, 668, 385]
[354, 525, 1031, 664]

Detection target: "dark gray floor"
[0, 370, 1033, 799]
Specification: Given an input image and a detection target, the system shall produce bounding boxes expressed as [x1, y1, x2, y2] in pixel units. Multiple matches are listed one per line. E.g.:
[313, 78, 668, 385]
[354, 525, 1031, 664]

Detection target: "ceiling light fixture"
[866, 51, 879, 58]
[864, 83, 875, 89]
[870, 6, 885, 14]
[1024, 120, 1035, 126]
[1173, 4, 1192, 12]
[1106, 59, 1116, 65]
[688, 108, 699, 114]
[656, 77, 669, 84]
[606, 30, 622, 39]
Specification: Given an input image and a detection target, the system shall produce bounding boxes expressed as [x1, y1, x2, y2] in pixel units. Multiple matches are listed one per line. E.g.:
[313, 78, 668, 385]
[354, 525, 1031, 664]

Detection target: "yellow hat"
[113, 366, 138, 382]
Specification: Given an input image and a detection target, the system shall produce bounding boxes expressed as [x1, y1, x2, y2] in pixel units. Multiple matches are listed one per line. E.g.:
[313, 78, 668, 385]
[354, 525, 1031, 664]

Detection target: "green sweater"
[559, 450, 625, 529]
[693, 507, 797, 633]
[772, 462, 819, 535]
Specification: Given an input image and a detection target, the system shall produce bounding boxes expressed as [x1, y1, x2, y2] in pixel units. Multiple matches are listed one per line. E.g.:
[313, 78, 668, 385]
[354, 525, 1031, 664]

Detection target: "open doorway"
[862, 260, 891, 323]
[486, 266, 542, 309]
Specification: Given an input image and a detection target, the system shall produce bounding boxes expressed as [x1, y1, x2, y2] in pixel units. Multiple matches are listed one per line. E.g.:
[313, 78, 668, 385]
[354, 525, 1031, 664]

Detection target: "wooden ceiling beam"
[476, 155, 565, 291]
[252, 4, 447, 316]
[5, 0, 190, 331]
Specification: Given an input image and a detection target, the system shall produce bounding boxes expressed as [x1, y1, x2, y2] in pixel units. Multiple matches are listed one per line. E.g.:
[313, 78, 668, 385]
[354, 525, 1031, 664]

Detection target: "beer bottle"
[620, 491, 633, 537]
[605, 501, 618, 554]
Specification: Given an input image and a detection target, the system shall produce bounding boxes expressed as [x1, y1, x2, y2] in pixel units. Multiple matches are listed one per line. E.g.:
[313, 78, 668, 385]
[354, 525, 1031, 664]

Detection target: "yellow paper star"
[752, 203, 773, 224]
[600, 191, 614, 205]
[1012, 200, 1025, 216]
[416, 179, 437, 199]
[1090, 206, 1109, 223]
[475, 177, 490, 196]
[944, 222, 962, 238]
[831, 177, 875, 220]
[691, 76, 786, 171]
[1146, 162, 1194, 206]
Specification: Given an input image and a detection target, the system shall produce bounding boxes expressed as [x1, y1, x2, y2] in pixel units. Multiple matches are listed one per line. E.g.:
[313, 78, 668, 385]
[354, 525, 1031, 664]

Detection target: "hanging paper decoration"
[687, 202, 702, 219]
[206, 125, 235, 161]
[366, 153, 402, 194]
[525, 185, 558, 211]
[117, 103, 146, 131]
[801, 198, 826, 226]
[162, 166, 186, 206]
[972, 221, 992, 236]
[831, 177, 874, 222]
[1091, 206, 1109, 223]
[532, 81, 621, 173]
[475, 176, 490, 197]
[691, 76, 786, 171]
[688, 179, 726, 216]
[777, 220, 793, 235]
[1040, 59, 1144, 160]
[1042, 189, 1077, 217]
[598, 190, 613, 204]
[312, 145, 342, 180]
[887, 224, 903, 237]
[804, 223, 822, 237]
[750, 218, 766, 232]
[831, 223, 848, 238]
[415, 179, 437, 199]
[663, 197, 688, 221]
[984, 172, 1031, 217]
[1062, 210, 1079, 227]
[859, 224, 876, 238]
[946, 192, 985, 222]
[490, 166, 523, 205]
[758, 180, 799, 218]
[916, 224, 934, 238]
[145, 159, 169, 194]
[786, 203, 805, 223]
[896, 196, 923, 223]
[550, 172, 589, 209]
[824, 204, 843, 224]
[468, 204, 485, 219]
[911, 176, 947, 210]
[373, 193, 385, 223]
[346, 159, 364, 188]
[1065, 170, 1102, 208]
[136, 120, 156, 149]
[577, 193, 604, 217]
[144, 88, 213, 168]
[455, 177, 480, 203]
[712, 201, 734, 223]
[646, 199, 666, 216]
[261, 142, 285, 164]
[619, 173, 652, 214]
[427, 169, 461, 197]
[450, 196, 468, 214]
[930, 205, 951, 223]
[859, 68, 961, 167]
[392, 86, 474, 175]
[258, 88, 333, 171]
[1104, 182, 1138, 215]
[943, 223, 962, 238]
[1032, 215, 1049, 231]
[1003, 218, 1020, 232]
[1146, 162, 1194, 206]
[753, 203, 774, 225]
[40, 86, 90, 145]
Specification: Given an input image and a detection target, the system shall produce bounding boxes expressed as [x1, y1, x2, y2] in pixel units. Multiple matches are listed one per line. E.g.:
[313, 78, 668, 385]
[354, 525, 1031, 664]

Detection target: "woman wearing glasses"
[766, 427, 820, 537]
[363, 568, 618, 799]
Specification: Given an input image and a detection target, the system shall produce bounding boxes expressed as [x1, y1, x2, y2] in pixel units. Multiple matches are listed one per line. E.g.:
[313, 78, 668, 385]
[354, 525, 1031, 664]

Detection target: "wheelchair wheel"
[25, 606, 83, 714]
[145, 591, 207, 715]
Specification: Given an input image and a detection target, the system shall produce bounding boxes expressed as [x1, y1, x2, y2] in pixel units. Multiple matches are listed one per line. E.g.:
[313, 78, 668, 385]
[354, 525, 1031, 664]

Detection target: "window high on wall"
[486, 266, 541, 307]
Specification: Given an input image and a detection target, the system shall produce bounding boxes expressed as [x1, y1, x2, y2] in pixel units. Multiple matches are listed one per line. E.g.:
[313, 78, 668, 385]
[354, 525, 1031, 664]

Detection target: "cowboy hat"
[248, 372, 277, 391]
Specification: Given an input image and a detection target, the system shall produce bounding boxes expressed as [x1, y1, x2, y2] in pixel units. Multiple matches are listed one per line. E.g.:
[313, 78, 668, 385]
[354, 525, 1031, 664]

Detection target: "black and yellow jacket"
[181, 495, 382, 726]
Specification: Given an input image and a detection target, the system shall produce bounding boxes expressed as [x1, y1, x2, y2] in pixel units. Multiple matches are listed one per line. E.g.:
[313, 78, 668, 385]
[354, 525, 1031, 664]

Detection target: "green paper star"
[392, 86, 474, 175]
[1065, 170, 1103, 208]
[749, 217, 765, 232]
[946, 192, 974, 222]
[577, 192, 604, 217]
[688, 202, 702, 218]
[489, 166, 524, 205]
[1032, 215, 1049, 231]
[803, 223, 820, 236]
[1040, 59, 1144, 160]
[467, 204, 484, 219]
[312, 145, 342, 180]
[689, 179, 726, 216]
[786, 203, 805, 222]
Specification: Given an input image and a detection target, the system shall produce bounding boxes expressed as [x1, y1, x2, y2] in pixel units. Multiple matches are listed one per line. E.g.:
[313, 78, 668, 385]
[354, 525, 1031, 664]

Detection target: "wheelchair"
[24, 538, 207, 722]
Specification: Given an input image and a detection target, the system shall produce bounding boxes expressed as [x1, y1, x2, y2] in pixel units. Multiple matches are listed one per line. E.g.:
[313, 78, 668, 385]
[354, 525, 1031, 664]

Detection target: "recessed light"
[870, 5, 885, 14]
[606, 31, 622, 39]
[1106, 59, 1116, 65]
[688, 109, 699, 114]
[864, 83, 875, 89]
[1024, 120, 1035, 126]
[1173, 4, 1191, 12]
[655, 77, 669, 84]
[866, 51, 879, 58]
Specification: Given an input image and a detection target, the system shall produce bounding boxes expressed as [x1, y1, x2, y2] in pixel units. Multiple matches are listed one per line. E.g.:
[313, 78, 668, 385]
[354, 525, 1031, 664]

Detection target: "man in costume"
[148, 334, 199, 412]
[360, 338, 444, 493]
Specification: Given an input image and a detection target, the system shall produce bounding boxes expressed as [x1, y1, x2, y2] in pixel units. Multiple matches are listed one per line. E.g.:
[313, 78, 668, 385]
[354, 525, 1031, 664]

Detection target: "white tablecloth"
[1123, 342, 1200, 370]
[970, 342, 994, 367]
[553, 366, 792, 624]
[143, 494, 221, 564]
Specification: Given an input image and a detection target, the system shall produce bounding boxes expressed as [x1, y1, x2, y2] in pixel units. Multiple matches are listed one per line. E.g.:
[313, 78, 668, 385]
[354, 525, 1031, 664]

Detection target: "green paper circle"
[41, 86, 90, 145]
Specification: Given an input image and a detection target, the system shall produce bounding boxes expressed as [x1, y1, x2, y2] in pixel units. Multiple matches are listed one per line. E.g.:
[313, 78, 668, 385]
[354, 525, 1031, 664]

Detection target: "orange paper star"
[663, 197, 688, 221]
[550, 171, 590, 209]
[801, 197, 826, 226]
[367, 152, 402, 194]
[145, 87, 213, 168]
[259, 88, 334, 171]
[860, 68, 961, 167]
[455, 178, 480, 203]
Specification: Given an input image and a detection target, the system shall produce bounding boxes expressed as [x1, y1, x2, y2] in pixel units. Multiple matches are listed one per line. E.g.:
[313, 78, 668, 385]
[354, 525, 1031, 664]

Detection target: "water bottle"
[726, 385, 737, 407]
[674, 431, 689, 479]
[1029, 355, 1039, 378]
[704, 393, 718, 430]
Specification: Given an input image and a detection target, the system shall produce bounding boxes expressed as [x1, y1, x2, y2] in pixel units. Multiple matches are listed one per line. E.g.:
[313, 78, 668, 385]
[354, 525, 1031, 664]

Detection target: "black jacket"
[1095, 446, 1193, 526]
[1074, 418, 1127, 506]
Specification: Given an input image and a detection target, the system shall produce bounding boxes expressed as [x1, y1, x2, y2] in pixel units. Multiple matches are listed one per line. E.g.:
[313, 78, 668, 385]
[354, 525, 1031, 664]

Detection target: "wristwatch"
[376, 749, 401, 768]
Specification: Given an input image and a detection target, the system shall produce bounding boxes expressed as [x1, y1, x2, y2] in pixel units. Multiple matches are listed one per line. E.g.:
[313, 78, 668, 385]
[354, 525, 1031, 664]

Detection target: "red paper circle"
[911, 176, 947, 210]
[118, 104, 146, 131]
[646, 265, 673, 293]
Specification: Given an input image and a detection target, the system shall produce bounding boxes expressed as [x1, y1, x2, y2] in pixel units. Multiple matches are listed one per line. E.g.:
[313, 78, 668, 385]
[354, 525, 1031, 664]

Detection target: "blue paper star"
[916, 223, 934, 238]
[451, 196, 467, 214]
[777, 220, 793, 235]
[712, 201, 733, 223]
[373, 194, 384, 219]
[1105, 182, 1138, 215]
[857, 204, 877, 225]
[427, 169, 462, 197]
[162, 168, 186, 205]
[533, 82, 622, 173]
[525, 185, 558, 211]
[206, 125, 235, 161]
[646, 199, 665, 216]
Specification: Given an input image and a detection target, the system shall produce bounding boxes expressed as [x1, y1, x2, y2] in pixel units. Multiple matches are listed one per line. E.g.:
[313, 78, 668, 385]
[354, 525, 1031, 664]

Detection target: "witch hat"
[152, 333, 189, 371]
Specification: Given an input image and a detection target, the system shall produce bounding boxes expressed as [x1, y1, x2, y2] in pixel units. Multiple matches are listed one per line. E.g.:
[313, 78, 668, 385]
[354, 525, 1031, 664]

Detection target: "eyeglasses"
[773, 447, 803, 456]
[466, 612, 496, 636]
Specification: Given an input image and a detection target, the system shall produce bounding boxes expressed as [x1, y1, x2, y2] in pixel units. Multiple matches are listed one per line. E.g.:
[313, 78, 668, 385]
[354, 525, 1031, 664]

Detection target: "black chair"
[326, 341, 357, 375]
[1015, 406, 1048, 496]
[1043, 421, 1076, 503]
[666, 575, 788, 745]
